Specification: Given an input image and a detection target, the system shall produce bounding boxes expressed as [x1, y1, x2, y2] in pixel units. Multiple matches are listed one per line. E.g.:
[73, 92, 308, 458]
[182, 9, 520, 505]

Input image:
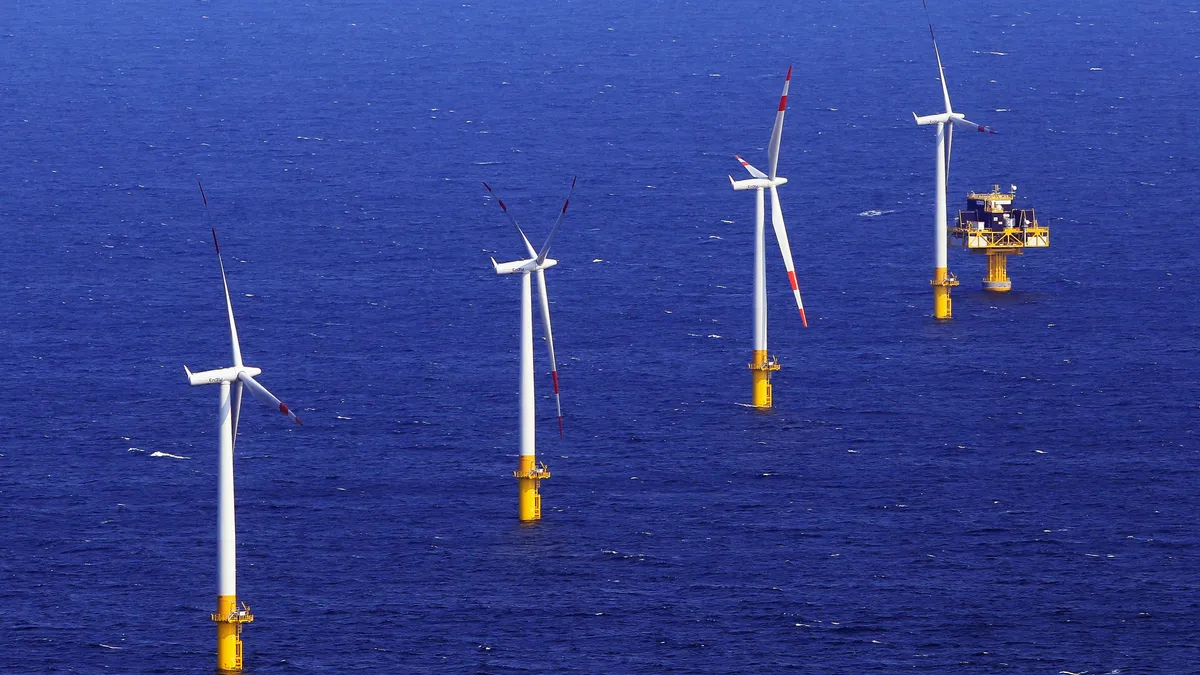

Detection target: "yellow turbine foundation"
[931, 267, 959, 319]
[212, 594, 253, 672]
[515, 454, 550, 521]
[749, 349, 780, 408]
[982, 251, 1014, 292]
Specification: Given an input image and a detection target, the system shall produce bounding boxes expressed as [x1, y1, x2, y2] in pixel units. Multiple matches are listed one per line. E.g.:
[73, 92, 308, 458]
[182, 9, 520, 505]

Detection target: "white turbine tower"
[729, 67, 808, 409]
[912, 0, 996, 319]
[184, 197, 303, 672]
[483, 177, 574, 521]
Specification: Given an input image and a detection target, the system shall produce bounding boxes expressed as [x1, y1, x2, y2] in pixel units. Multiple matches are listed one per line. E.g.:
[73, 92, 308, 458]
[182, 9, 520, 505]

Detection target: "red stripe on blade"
[799, 308, 808, 328]
[785, 66, 792, 81]
[551, 370, 560, 394]
[778, 96, 788, 111]
[787, 270, 799, 291]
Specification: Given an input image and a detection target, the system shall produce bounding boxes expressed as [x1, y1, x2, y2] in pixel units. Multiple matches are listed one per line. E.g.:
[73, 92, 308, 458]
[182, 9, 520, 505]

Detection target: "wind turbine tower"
[729, 68, 808, 408]
[912, 0, 996, 319]
[185, 189, 303, 672]
[484, 178, 574, 521]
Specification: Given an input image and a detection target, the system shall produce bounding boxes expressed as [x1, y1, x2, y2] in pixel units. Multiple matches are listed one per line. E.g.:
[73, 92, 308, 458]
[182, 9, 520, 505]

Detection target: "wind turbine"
[729, 67, 808, 409]
[184, 185, 303, 672]
[912, 0, 996, 319]
[483, 177, 574, 521]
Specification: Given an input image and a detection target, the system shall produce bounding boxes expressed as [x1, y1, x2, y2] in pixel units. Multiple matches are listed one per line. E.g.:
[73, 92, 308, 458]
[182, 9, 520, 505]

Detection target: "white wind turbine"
[912, 0, 996, 319]
[184, 189, 303, 672]
[483, 177, 574, 521]
[729, 67, 808, 409]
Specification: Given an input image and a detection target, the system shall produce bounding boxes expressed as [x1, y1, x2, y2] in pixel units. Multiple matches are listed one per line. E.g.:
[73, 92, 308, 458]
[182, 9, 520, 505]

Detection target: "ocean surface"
[2, 0, 1198, 672]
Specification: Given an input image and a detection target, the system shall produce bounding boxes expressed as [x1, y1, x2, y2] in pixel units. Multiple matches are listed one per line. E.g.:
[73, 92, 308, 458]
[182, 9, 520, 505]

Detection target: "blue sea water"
[1, 0, 1198, 672]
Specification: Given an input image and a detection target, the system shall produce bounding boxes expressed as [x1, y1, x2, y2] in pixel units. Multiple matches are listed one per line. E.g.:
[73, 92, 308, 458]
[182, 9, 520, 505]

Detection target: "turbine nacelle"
[913, 111, 995, 133]
[492, 257, 558, 276]
[729, 176, 788, 191]
[185, 365, 262, 386]
[913, 111, 955, 126]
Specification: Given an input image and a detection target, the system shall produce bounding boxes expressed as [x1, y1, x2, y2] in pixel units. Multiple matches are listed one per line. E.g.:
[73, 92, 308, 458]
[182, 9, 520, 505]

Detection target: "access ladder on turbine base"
[949, 185, 1048, 292]
[749, 353, 781, 408]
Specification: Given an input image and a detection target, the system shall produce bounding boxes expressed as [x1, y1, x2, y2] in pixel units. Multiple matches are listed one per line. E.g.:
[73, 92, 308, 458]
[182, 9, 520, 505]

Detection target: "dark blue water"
[2, 0, 1198, 672]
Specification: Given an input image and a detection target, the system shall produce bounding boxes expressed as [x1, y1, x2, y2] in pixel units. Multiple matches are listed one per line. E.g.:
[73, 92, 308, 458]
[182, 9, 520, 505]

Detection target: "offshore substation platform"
[949, 185, 1049, 292]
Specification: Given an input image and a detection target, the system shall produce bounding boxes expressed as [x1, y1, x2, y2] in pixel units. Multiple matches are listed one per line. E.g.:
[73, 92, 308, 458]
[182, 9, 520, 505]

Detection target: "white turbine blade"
[945, 121, 954, 187]
[536, 175, 577, 265]
[211, 229, 243, 368]
[482, 182, 537, 258]
[238, 371, 303, 425]
[950, 116, 997, 134]
[230, 380, 243, 450]
[766, 66, 792, 181]
[735, 155, 767, 179]
[536, 269, 563, 437]
[921, 0, 954, 115]
[769, 185, 808, 328]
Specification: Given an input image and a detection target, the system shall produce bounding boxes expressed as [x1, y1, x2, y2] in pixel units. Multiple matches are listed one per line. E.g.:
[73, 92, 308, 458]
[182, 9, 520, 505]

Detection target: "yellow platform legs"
[515, 454, 551, 521]
[982, 250, 1015, 292]
[932, 267, 959, 319]
[749, 349, 781, 408]
[212, 594, 253, 672]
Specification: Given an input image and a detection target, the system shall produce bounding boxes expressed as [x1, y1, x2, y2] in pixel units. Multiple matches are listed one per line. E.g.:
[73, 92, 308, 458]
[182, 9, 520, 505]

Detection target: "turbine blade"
[482, 182, 537, 258]
[230, 380, 243, 451]
[212, 229, 243, 368]
[945, 121, 954, 187]
[766, 66, 792, 181]
[536, 269, 563, 437]
[537, 176, 577, 265]
[769, 186, 808, 327]
[238, 372, 303, 425]
[921, 0, 954, 115]
[735, 155, 767, 179]
[950, 116, 997, 134]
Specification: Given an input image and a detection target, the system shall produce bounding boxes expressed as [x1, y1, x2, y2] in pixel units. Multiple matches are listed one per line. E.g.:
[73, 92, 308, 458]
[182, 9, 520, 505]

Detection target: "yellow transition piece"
[212, 594, 253, 672]
[932, 267, 958, 319]
[515, 454, 550, 521]
[749, 349, 780, 408]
